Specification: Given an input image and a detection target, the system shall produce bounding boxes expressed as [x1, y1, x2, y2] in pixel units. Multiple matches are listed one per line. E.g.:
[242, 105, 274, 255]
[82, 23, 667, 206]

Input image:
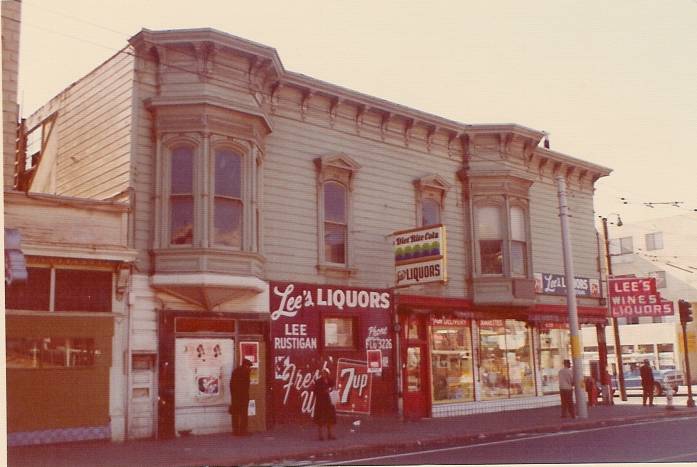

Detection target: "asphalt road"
[328, 416, 697, 465]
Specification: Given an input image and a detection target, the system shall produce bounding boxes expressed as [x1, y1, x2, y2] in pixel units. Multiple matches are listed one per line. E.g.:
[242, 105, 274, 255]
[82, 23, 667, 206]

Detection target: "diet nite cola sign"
[393, 224, 447, 287]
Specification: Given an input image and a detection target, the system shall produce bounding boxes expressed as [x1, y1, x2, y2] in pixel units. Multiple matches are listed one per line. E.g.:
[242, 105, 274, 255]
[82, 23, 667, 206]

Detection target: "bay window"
[213, 148, 243, 248]
[476, 205, 503, 275]
[510, 205, 527, 276]
[170, 146, 194, 245]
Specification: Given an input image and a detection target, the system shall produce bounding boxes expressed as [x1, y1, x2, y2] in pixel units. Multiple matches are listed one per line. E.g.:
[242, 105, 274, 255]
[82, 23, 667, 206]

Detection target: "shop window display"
[6, 337, 99, 368]
[431, 325, 474, 403]
[539, 327, 571, 394]
[479, 320, 535, 399]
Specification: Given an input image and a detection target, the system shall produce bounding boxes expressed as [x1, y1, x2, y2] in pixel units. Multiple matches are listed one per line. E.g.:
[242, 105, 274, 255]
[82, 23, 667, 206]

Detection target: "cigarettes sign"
[393, 225, 447, 287]
[608, 277, 674, 318]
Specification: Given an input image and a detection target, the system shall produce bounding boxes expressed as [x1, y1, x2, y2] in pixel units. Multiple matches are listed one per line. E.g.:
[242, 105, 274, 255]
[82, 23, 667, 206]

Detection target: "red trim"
[533, 304, 607, 318]
[396, 294, 473, 310]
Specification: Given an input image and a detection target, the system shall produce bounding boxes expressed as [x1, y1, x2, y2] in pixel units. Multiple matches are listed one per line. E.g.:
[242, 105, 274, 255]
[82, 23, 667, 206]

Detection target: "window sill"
[317, 263, 357, 277]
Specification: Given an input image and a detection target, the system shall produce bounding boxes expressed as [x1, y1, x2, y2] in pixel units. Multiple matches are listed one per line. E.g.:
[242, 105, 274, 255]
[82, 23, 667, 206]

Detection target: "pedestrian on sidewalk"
[230, 358, 253, 436]
[558, 359, 575, 418]
[313, 368, 337, 441]
[640, 359, 655, 407]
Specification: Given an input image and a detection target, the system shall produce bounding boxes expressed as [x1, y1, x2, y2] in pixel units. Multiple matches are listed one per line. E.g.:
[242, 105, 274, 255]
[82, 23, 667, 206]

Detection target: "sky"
[15, 0, 697, 225]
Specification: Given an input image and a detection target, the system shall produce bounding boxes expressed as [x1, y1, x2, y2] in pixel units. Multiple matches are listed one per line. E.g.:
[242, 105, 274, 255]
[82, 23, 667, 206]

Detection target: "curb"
[233, 409, 697, 466]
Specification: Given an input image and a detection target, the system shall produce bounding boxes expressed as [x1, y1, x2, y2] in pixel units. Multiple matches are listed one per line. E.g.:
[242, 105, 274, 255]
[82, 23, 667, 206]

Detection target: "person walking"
[558, 359, 575, 418]
[230, 358, 253, 436]
[640, 359, 655, 407]
[313, 368, 337, 441]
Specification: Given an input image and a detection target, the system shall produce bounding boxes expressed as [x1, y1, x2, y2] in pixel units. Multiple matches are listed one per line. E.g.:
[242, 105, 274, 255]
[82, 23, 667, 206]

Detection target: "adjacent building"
[7, 27, 612, 443]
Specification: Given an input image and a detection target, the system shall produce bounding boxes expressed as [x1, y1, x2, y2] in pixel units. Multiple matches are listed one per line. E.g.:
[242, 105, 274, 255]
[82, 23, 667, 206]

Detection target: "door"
[403, 343, 429, 418]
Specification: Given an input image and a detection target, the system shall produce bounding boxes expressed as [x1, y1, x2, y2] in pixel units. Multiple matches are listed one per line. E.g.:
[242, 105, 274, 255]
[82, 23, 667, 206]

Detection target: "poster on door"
[240, 341, 260, 385]
[175, 338, 234, 407]
[335, 358, 372, 415]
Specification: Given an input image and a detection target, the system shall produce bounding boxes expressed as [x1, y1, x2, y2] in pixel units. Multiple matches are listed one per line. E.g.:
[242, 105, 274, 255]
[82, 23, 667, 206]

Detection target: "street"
[328, 416, 697, 465]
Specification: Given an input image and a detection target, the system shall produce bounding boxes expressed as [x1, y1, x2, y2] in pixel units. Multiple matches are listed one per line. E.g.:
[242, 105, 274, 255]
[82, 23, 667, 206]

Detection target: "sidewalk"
[8, 402, 697, 467]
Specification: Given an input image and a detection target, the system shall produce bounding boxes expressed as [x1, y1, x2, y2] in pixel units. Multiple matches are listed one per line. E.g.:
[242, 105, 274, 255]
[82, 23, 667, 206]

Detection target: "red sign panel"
[609, 277, 673, 317]
[335, 358, 372, 414]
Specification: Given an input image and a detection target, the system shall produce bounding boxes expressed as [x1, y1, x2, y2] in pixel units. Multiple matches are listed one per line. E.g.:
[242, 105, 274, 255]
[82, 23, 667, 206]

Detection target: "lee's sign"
[393, 225, 447, 287]
[609, 277, 674, 318]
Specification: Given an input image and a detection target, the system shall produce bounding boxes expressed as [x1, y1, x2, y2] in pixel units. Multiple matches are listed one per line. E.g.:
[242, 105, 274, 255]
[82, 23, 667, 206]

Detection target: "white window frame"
[645, 232, 663, 251]
[163, 137, 200, 248]
[414, 174, 450, 227]
[315, 153, 361, 274]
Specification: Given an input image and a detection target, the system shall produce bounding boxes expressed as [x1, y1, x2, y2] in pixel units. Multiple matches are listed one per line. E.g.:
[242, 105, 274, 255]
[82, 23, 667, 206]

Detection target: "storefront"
[157, 311, 267, 438]
[397, 294, 607, 418]
[269, 281, 396, 423]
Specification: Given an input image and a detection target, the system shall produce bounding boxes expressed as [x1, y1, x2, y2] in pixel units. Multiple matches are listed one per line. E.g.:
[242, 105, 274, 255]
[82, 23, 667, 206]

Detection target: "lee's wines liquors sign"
[393, 225, 447, 287]
[608, 277, 674, 318]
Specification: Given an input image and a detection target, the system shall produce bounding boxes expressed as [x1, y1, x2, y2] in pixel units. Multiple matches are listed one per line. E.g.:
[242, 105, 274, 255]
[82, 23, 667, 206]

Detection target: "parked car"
[612, 369, 683, 396]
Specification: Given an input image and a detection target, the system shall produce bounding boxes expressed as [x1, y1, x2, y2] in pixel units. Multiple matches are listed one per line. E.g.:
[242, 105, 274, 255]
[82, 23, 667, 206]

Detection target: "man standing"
[640, 359, 655, 407]
[230, 358, 253, 436]
[558, 359, 575, 418]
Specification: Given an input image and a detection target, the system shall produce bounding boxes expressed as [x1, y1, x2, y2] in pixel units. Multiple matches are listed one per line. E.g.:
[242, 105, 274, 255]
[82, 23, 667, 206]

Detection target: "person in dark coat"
[230, 358, 253, 436]
[640, 359, 655, 407]
[313, 368, 337, 441]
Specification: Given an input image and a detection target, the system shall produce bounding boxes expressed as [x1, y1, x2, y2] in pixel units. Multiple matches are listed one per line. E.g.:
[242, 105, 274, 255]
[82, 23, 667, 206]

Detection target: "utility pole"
[557, 176, 588, 418]
[601, 216, 627, 401]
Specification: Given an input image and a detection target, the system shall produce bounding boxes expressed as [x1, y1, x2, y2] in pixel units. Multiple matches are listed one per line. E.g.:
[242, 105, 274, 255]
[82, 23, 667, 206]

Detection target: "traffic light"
[678, 299, 693, 324]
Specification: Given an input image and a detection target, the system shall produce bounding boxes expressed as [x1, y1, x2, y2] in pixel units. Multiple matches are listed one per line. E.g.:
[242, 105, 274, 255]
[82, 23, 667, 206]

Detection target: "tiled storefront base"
[8, 425, 110, 446]
[432, 395, 559, 417]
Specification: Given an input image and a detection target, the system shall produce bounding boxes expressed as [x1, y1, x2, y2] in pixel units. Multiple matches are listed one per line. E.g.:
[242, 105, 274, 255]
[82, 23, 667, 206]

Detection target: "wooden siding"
[27, 50, 135, 200]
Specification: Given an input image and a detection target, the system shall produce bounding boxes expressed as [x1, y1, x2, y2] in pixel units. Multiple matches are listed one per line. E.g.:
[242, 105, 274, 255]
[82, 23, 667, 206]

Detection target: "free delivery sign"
[393, 225, 447, 287]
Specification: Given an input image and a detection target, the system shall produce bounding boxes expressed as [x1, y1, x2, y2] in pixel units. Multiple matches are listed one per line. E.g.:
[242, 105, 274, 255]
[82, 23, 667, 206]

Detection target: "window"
[645, 232, 663, 251]
[510, 205, 527, 276]
[213, 148, 243, 248]
[648, 270, 667, 289]
[6, 337, 100, 369]
[5, 267, 112, 313]
[611, 236, 634, 255]
[421, 198, 441, 226]
[431, 325, 474, 403]
[479, 319, 535, 399]
[323, 317, 355, 348]
[414, 174, 449, 227]
[170, 146, 194, 245]
[539, 328, 571, 394]
[315, 154, 360, 271]
[324, 181, 347, 264]
[476, 206, 503, 274]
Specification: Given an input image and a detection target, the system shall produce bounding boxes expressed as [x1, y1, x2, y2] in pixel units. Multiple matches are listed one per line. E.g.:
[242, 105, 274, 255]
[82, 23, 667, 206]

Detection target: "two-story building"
[12, 27, 611, 442]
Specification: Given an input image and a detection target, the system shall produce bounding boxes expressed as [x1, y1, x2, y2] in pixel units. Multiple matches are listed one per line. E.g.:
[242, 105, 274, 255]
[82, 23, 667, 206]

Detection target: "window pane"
[171, 197, 194, 245]
[620, 237, 633, 254]
[55, 269, 112, 312]
[645, 232, 663, 251]
[422, 198, 440, 226]
[406, 346, 421, 392]
[171, 147, 193, 194]
[479, 320, 509, 400]
[324, 317, 354, 348]
[511, 241, 527, 276]
[431, 326, 474, 403]
[5, 267, 51, 310]
[480, 240, 503, 274]
[324, 182, 346, 223]
[6, 337, 98, 369]
[325, 222, 346, 264]
[215, 149, 241, 198]
[539, 329, 571, 394]
[505, 320, 535, 397]
[476, 206, 502, 240]
[214, 198, 242, 247]
[510, 206, 526, 241]
[649, 271, 667, 288]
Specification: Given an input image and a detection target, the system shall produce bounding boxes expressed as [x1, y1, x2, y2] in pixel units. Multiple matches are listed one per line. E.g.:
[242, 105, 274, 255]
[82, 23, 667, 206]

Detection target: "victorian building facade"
[10, 27, 611, 443]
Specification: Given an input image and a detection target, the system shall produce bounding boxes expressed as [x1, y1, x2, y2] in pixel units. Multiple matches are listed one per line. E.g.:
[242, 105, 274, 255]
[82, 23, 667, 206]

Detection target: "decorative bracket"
[300, 90, 314, 120]
[380, 112, 391, 140]
[270, 81, 284, 113]
[426, 125, 437, 152]
[329, 97, 342, 127]
[355, 104, 366, 133]
[403, 119, 414, 147]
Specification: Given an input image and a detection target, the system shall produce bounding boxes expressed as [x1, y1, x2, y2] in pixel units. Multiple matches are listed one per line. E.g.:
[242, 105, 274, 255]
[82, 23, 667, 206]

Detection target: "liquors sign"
[393, 224, 447, 287]
[609, 277, 674, 318]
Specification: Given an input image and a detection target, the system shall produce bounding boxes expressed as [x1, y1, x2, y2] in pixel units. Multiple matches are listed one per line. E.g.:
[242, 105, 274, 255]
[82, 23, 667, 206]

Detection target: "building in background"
[9, 26, 611, 443]
[582, 214, 697, 383]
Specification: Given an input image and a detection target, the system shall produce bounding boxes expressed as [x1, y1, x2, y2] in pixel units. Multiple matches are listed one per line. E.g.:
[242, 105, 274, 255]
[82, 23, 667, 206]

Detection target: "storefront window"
[6, 337, 99, 369]
[539, 327, 571, 394]
[323, 317, 355, 348]
[479, 319, 535, 399]
[431, 325, 474, 403]
[406, 346, 421, 392]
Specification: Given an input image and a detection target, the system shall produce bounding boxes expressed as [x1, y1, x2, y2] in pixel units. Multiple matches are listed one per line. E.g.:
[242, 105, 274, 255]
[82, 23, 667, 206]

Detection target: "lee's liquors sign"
[393, 224, 447, 287]
[609, 277, 674, 318]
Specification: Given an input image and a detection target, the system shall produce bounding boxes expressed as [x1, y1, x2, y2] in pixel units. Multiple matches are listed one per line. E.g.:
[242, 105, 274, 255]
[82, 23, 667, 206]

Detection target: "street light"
[600, 214, 628, 401]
